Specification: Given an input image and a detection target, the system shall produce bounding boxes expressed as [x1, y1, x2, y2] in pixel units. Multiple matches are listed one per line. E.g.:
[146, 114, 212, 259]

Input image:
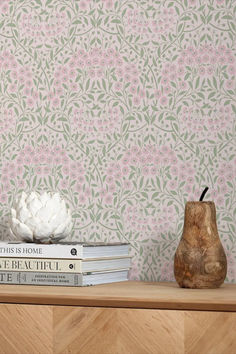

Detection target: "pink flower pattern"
[0, 0, 235, 282]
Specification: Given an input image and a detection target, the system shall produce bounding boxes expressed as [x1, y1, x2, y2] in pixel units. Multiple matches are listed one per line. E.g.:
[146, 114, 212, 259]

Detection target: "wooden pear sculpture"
[174, 188, 227, 289]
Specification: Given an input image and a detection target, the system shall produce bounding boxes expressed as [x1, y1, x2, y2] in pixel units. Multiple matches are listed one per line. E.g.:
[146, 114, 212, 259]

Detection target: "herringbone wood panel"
[185, 311, 236, 354]
[0, 303, 235, 354]
[0, 304, 52, 354]
[53, 307, 184, 354]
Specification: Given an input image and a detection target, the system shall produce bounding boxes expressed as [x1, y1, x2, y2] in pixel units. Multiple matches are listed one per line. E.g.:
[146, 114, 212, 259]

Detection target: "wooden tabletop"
[0, 281, 235, 312]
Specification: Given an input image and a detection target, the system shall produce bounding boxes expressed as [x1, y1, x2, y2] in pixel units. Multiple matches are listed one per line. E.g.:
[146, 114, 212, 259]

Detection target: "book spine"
[0, 257, 82, 273]
[0, 243, 83, 259]
[0, 271, 83, 286]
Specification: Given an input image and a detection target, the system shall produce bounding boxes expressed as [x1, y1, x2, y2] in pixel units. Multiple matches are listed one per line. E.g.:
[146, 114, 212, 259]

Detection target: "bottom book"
[0, 269, 129, 287]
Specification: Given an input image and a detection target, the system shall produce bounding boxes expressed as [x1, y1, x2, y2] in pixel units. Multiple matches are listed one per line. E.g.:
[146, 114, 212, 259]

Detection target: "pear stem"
[199, 187, 209, 201]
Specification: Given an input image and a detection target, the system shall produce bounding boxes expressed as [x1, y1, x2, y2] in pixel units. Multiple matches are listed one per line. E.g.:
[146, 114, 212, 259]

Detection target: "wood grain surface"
[54, 307, 184, 354]
[185, 311, 236, 354]
[1, 304, 236, 354]
[174, 201, 227, 289]
[0, 281, 235, 311]
[0, 304, 52, 354]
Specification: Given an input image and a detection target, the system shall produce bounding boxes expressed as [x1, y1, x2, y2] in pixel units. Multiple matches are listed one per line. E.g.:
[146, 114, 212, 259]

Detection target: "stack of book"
[0, 241, 131, 287]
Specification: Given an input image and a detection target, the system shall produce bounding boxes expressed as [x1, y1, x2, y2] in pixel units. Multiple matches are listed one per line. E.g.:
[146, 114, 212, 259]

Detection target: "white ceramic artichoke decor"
[9, 191, 73, 243]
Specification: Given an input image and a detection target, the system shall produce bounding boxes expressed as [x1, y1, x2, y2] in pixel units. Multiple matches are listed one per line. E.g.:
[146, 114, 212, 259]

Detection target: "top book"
[0, 241, 130, 259]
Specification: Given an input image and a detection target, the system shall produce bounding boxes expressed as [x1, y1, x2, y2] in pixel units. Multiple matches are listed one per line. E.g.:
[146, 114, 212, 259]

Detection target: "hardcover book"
[0, 256, 131, 273]
[0, 269, 129, 286]
[0, 241, 130, 259]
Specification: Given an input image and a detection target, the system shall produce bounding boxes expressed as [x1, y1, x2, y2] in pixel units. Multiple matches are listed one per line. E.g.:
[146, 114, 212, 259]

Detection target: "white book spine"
[0, 257, 82, 273]
[0, 257, 131, 273]
[0, 243, 83, 259]
[0, 271, 83, 286]
[0, 270, 129, 286]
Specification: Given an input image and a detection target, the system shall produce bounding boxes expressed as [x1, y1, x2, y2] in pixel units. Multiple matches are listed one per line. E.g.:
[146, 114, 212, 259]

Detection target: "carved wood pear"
[174, 188, 227, 289]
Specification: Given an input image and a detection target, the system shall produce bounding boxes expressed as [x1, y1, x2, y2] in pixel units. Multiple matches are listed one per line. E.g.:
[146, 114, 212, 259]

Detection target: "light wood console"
[0, 281, 235, 353]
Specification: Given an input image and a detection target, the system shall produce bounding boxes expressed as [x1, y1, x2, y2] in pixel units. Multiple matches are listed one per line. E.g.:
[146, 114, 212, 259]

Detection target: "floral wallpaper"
[0, 0, 235, 282]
